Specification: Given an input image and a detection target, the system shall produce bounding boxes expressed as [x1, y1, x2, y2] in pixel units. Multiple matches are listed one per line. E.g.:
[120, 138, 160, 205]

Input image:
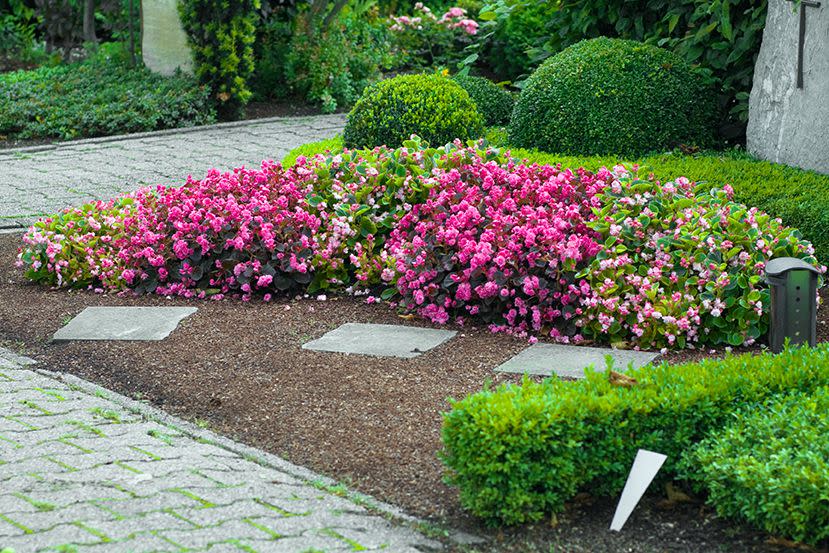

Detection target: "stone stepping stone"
[495, 343, 659, 379]
[302, 323, 456, 359]
[53, 306, 197, 341]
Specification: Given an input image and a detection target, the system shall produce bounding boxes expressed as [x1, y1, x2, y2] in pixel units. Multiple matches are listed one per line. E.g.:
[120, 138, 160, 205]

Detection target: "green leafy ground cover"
[0, 46, 215, 141]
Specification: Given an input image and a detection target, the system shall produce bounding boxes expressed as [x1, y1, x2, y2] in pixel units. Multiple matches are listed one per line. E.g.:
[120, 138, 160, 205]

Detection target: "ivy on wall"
[178, 0, 260, 119]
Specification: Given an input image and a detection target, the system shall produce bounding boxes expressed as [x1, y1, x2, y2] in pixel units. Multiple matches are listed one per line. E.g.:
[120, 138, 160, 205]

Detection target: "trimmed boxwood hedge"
[508, 37, 718, 157]
[343, 74, 484, 149]
[440, 345, 829, 526]
[687, 387, 829, 546]
[451, 73, 515, 126]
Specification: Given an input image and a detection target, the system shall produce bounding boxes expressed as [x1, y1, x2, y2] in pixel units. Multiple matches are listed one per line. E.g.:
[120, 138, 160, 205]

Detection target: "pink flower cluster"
[116, 160, 322, 301]
[385, 158, 604, 341]
[441, 7, 479, 35]
[390, 3, 478, 35]
[18, 140, 443, 299]
[17, 197, 135, 290]
[578, 173, 822, 349]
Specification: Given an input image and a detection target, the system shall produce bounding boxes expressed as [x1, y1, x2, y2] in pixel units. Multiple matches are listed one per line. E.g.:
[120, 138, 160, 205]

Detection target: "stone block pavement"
[0, 115, 346, 230]
[0, 347, 457, 552]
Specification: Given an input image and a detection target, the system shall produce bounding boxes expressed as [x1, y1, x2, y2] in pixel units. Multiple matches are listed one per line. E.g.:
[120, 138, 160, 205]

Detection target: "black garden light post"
[765, 257, 820, 353]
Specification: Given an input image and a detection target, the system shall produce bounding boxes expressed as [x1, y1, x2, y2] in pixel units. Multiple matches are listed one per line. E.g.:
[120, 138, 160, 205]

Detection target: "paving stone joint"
[0, 347, 459, 553]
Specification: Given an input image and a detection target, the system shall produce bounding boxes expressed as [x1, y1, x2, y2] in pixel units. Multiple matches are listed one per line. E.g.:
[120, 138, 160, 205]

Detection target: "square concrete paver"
[495, 343, 659, 379]
[302, 323, 456, 358]
[53, 306, 198, 341]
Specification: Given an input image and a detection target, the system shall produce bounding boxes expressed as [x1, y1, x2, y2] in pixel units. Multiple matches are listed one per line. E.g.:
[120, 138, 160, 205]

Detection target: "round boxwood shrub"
[451, 74, 515, 126]
[508, 37, 718, 156]
[343, 74, 484, 149]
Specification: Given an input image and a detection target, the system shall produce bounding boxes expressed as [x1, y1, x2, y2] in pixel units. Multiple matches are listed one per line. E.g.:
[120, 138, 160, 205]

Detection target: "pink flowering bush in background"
[389, 3, 478, 68]
[384, 158, 604, 341]
[16, 139, 823, 349]
[578, 169, 822, 349]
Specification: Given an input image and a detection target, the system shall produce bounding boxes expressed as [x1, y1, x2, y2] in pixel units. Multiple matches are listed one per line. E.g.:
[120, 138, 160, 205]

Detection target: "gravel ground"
[0, 232, 821, 553]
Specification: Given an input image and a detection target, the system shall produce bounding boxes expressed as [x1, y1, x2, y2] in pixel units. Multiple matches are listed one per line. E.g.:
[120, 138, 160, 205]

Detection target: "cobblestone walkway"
[0, 115, 345, 229]
[0, 348, 446, 553]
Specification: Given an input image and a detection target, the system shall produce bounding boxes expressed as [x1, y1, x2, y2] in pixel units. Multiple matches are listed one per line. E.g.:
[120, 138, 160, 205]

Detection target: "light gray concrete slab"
[495, 343, 659, 379]
[302, 323, 457, 358]
[52, 306, 197, 341]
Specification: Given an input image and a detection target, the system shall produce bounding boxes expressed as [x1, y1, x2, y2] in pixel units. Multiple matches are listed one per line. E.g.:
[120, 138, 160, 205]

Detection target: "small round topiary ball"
[452, 73, 515, 126]
[508, 37, 719, 156]
[343, 74, 484, 149]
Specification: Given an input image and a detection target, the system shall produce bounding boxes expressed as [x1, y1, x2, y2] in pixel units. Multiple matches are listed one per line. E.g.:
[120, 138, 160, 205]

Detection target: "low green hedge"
[440, 345, 829, 526]
[686, 387, 829, 546]
[0, 46, 216, 140]
[281, 136, 344, 167]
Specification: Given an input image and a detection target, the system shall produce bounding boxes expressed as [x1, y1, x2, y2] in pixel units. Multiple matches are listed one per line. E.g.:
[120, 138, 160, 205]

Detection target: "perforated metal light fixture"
[765, 257, 820, 353]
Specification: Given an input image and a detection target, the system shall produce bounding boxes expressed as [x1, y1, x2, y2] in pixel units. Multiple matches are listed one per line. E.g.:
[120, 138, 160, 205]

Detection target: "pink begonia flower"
[18, 140, 818, 350]
[385, 149, 603, 341]
[454, 19, 478, 34]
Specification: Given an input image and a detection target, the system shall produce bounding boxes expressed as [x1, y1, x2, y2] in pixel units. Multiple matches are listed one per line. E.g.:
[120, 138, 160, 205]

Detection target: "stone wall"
[142, 0, 193, 76]
[747, 0, 829, 174]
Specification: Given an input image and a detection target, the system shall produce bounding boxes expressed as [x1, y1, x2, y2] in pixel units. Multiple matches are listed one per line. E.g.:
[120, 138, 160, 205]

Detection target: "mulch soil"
[1, 231, 825, 553]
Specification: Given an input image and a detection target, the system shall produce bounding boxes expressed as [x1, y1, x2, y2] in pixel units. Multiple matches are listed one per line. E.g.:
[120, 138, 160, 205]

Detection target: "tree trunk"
[321, 0, 349, 30]
[83, 0, 97, 43]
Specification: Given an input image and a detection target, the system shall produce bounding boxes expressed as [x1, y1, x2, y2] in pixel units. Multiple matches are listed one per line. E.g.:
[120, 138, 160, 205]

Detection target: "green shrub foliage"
[522, 0, 768, 141]
[251, 17, 292, 102]
[441, 345, 829, 525]
[0, 49, 215, 140]
[509, 37, 718, 157]
[285, 13, 390, 113]
[178, 0, 259, 119]
[484, 0, 557, 80]
[451, 73, 514, 126]
[343, 74, 484, 149]
[687, 388, 829, 547]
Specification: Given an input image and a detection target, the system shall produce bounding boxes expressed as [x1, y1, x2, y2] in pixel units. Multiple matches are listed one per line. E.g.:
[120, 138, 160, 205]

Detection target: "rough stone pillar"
[747, 0, 829, 174]
[142, 0, 194, 76]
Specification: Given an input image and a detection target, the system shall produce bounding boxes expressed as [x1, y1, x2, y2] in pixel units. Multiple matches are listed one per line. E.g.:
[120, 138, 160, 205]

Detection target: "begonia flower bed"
[18, 138, 821, 349]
